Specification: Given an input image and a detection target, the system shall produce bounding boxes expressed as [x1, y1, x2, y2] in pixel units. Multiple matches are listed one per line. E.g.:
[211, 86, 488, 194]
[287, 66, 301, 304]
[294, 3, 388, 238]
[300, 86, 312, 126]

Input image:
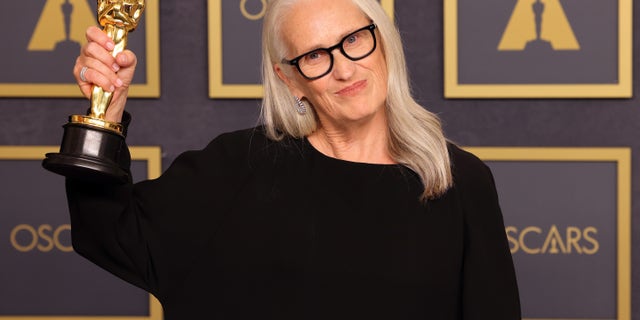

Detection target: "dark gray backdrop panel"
[0, 159, 149, 315]
[0, 1, 637, 318]
[488, 161, 617, 318]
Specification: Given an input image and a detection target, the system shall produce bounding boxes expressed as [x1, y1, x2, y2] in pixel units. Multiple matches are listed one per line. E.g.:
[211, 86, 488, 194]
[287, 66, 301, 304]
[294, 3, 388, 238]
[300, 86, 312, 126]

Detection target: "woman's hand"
[73, 26, 138, 123]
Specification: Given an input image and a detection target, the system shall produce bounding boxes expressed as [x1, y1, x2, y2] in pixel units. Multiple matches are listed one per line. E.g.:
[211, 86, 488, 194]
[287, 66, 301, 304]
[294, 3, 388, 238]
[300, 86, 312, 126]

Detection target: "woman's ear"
[274, 63, 304, 98]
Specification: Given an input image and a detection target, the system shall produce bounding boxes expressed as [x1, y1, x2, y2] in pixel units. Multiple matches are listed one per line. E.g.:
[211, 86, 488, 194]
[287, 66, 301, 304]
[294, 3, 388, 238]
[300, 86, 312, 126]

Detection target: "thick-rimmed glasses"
[282, 23, 377, 80]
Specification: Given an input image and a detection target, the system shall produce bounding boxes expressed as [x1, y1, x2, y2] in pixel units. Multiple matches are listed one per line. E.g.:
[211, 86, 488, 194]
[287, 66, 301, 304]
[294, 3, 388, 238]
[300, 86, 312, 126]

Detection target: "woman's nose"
[331, 52, 356, 80]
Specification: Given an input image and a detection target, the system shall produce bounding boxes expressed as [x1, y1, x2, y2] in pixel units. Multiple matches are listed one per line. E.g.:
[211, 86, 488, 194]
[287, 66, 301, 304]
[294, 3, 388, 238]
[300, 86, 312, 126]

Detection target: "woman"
[69, 0, 521, 319]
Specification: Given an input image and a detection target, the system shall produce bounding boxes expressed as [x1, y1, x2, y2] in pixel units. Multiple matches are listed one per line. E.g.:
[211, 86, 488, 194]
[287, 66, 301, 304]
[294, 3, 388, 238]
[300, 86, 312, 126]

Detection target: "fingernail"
[112, 63, 120, 72]
[116, 78, 124, 87]
[109, 85, 115, 92]
[106, 42, 115, 50]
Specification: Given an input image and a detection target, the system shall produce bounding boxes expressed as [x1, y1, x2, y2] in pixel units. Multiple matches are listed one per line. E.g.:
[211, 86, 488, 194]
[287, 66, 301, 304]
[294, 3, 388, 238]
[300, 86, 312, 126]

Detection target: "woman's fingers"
[113, 50, 138, 85]
[73, 27, 138, 123]
[102, 50, 138, 122]
[74, 56, 123, 98]
[82, 40, 120, 72]
[85, 26, 115, 52]
[75, 27, 130, 97]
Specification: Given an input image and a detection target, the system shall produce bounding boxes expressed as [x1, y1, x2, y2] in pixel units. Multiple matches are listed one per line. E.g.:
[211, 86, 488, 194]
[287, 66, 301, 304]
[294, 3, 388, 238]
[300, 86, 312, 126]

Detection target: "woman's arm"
[65, 130, 257, 303]
[452, 147, 522, 319]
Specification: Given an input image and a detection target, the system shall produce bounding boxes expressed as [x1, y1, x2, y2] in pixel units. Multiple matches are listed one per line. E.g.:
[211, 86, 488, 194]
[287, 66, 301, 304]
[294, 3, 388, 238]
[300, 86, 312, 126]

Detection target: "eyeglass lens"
[297, 26, 375, 79]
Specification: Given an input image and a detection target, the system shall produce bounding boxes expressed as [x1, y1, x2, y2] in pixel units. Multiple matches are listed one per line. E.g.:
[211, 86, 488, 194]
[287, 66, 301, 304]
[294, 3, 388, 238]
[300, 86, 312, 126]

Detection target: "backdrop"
[0, 1, 637, 319]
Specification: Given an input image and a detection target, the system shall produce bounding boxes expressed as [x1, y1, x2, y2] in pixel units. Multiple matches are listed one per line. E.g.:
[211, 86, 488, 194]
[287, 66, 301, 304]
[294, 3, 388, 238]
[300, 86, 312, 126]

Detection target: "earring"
[294, 96, 307, 115]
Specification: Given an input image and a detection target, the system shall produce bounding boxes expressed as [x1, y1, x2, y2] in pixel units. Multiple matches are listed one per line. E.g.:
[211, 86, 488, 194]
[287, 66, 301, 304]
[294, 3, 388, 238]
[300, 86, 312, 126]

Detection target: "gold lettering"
[37, 224, 55, 252]
[507, 225, 600, 256]
[54, 224, 73, 252]
[565, 226, 582, 254]
[240, 0, 267, 21]
[582, 226, 599, 255]
[10, 224, 38, 252]
[519, 226, 542, 254]
[505, 226, 519, 253]
[541, 225, 567, 254]
[9, 224, 73, 253]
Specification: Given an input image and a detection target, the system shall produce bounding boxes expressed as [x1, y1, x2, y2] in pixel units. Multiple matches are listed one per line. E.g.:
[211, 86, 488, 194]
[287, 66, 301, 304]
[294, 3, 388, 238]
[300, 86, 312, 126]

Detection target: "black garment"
[66, 126, 521, 319]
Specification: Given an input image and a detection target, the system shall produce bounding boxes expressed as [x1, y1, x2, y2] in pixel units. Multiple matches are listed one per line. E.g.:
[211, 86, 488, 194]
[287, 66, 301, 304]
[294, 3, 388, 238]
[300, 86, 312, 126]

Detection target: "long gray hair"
[260, 0, 452, 200]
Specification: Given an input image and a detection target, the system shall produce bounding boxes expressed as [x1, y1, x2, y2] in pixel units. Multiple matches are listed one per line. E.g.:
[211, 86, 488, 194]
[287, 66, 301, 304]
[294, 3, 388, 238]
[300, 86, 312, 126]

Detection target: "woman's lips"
[336, 80, 367, 96]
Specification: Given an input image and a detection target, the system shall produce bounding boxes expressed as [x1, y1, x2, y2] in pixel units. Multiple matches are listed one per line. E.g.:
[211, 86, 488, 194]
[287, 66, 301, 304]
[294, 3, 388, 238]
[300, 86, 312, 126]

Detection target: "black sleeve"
[66, 129, 253, 303]
[452, 147, 522, 319]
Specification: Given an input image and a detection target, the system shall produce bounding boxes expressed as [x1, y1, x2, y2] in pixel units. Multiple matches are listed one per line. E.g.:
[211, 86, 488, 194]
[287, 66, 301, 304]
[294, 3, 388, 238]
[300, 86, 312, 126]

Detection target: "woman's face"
[275, 0, 389, 129]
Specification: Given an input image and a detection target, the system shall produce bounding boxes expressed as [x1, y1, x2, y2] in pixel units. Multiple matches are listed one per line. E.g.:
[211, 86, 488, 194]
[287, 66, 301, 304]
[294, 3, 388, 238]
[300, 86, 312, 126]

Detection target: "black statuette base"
[43, 122, 129, 184]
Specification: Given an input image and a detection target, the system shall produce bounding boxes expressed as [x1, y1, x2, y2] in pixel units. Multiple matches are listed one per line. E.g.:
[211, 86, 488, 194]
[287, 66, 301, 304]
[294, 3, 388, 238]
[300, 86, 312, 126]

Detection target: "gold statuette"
[72, 0, 145, 134]
[43, 0, 146, 183]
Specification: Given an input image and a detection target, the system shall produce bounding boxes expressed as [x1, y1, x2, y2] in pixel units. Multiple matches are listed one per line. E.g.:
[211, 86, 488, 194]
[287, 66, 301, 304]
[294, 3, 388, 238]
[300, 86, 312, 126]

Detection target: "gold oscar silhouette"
[43, 0, 145, 183]
[498, 0, 579, 51]
[28, 0, 93, 52]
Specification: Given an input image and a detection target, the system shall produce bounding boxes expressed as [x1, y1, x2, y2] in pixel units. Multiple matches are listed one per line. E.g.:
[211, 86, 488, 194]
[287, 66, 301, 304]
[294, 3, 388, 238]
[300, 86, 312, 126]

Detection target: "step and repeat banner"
[444, 0, 632, 98]
[0, 147, 162, 319]
[0, 1, 634, 319]
[0, 0, 160, 98]
[468, 147, 631, 320]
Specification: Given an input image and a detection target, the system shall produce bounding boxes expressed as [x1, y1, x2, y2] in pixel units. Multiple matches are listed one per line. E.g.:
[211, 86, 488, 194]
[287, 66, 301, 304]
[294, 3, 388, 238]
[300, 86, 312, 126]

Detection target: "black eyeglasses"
[282, 23, 377, 80]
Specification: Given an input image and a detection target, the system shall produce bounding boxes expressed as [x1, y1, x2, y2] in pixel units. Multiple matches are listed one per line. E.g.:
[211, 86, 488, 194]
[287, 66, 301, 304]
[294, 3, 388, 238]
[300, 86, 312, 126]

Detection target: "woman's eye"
[346, 34, 358, 44]
[303, 50, 326, 64]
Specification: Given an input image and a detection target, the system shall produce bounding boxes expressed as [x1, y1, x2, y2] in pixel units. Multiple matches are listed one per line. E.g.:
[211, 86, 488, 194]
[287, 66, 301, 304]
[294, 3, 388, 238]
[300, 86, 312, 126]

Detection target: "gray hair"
[260, 0, 452, 200]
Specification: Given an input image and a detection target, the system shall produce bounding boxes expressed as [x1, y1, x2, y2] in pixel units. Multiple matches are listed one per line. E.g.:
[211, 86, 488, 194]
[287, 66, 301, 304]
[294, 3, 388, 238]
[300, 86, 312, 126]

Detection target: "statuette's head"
[97, 0, 145, 30]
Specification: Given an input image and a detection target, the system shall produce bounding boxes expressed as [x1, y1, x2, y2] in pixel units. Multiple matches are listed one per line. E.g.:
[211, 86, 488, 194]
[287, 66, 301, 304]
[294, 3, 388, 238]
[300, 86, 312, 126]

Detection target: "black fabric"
[66, 126, 521, 319]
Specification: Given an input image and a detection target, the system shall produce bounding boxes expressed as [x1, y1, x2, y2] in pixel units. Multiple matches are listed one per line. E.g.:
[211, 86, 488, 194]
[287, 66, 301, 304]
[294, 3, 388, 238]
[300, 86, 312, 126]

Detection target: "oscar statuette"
[43, 0, 145, 183]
